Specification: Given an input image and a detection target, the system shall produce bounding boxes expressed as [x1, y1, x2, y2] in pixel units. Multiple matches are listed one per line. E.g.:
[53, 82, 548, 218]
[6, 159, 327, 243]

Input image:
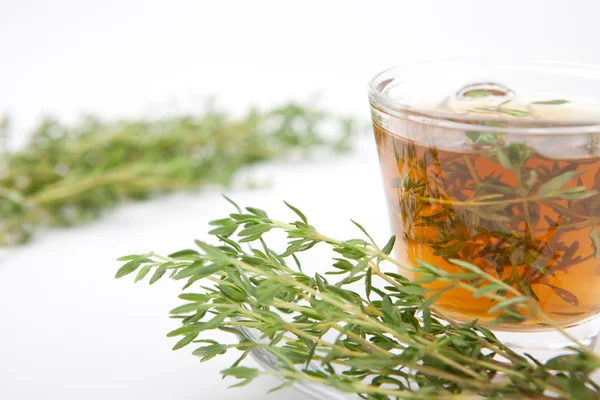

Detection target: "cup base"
[492, 314, 600, 361]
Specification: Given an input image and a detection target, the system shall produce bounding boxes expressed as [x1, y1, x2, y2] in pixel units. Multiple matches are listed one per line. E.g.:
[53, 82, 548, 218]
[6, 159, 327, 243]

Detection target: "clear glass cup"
[368, 60, 600, 357]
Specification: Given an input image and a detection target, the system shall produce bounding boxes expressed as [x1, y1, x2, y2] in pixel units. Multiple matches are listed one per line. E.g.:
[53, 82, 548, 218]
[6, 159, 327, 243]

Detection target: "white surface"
[1, 1, 600, 399]
[0, 149, 387, 400]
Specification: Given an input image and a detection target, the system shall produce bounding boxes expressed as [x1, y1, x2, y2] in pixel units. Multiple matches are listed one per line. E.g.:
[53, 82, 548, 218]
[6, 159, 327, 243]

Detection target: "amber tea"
[373, 97, 600, 331]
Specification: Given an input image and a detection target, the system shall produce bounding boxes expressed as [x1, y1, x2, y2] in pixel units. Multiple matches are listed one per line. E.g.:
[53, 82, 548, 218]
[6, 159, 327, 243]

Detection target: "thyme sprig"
[117, 199, 600, 399]
[0, 103, 355, 245]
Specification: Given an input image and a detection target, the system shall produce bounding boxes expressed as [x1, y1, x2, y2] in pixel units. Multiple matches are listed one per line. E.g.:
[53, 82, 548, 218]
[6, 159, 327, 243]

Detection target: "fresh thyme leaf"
[381, 235, 396, 255]
[365, 267, 372, 300]
[221, 366, 260, 388]
[537, 171, 581, 198]
[590, 228, 600, 259]
[172, 333, 199, 350]
[463, 90, 495, 97]
[432, 240, 464, 257]
[473, 284, 503, 298]
[549, 286, 580, 307]
[192, 340, 228, 362]
[116, 254, 140, 261]
[473, 106, 531, 117]
[149, 262, 171, 284]
[114, 257, 152, 278]
[552, 311, 586, 317]
[134, 264, 153, 283]
[487, 296, 530, 314]
[532, 99, 570, 105]
[168, 249, 201, 260]
[465, 131, 497, 146]
[284, 201, 308, 224]
[569, 374, 595, 400]
[495, 108, 531, 117]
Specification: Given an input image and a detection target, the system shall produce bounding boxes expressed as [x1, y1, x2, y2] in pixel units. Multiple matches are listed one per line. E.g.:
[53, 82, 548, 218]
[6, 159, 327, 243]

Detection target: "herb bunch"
[0, 103, 355, 245]
[117, 198, 600, 399]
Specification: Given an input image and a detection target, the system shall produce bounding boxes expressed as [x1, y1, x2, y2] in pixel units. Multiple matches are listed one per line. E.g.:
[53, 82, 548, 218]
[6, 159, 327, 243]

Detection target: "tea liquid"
[374, 103, 600, 330]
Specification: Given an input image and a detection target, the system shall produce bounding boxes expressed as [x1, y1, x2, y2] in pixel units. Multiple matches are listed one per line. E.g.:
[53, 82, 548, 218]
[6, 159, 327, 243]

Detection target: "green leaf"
[267, 380, 294, 394]
[192, 341, 228, 362]
[465, 131, 497, 146]
[365, 267, 372, 300]
[418, 291, 443, 310]
[532, 99, 569, 105]
[556, 189, 598, 200]
[590, 229, 600, 259]
[524, 169, 539, 190]
[381, 235, 396, 255]
[545, 354, 577, 370]
[174, 261, 219, 280]
[222, 195, 242, 213]
[149, 262, 172, 285]
[221, 366, 260, 388]
[351, 219, 377, 245]
[208, 224, 238, 237]
[219, 284, 247, 303]
[223, 366, 260, 379]
[169, 302, 205, 315]
[245, 207, 269, 218]
[167, 312, 232, 337]
[208, 218, 233, 226]
[238, 224, 272, 242]
[284, 201, 308, 224]
[497, 152, 515, 171]
[217, 235, 243, 252]
[172, 333, 198, 350]
[168, 249, 201, 260]
[463, 90, 495, 97]
[345, 356, 398, 370]
[433, 241, 464, 257]
[229, 213, 256, 222]
[496, 108, 530, 117]
[115, 257, 151, 279]
[195, 241, 233, 262]
[569, 374, 594, 400]
[422, 308, 432, 332]
[381, 295, 400, 325]
[473, 325, 500, 345]
[537, 171, 579, 198]
[178, 293, 208, 302]
[397, 285, 428, 296]
[255, 280, 283, 303]
[473, 284, 501, 299]
[488, 296, 529, 314]
[117, 254, 140, 261]
[551, 286, 579, 306]
[134, 264, 153, 282]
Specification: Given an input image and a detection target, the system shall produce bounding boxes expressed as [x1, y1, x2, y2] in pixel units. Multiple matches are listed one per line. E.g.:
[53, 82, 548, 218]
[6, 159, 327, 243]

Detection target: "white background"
[1, 1, 600, 399]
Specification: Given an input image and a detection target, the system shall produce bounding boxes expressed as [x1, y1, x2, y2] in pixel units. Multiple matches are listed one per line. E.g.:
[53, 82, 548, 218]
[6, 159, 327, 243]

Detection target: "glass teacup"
[369, 61, 600, 354]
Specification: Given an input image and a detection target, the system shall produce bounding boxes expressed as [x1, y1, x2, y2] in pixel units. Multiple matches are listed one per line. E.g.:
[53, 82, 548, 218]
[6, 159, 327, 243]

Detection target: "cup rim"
[368, 59, 600, 135]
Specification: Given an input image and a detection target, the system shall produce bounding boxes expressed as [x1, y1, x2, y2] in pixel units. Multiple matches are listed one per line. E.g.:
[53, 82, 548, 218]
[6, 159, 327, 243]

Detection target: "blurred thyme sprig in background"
[117, 199, 600, 400]
[0, 103, 356, 245]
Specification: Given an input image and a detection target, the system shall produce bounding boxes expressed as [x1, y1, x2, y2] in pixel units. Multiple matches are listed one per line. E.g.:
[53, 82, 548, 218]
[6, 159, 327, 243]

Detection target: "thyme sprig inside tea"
[392, 138, 599, 309]
[376, 96, 600, 326]
[116, 199, 600, 400]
